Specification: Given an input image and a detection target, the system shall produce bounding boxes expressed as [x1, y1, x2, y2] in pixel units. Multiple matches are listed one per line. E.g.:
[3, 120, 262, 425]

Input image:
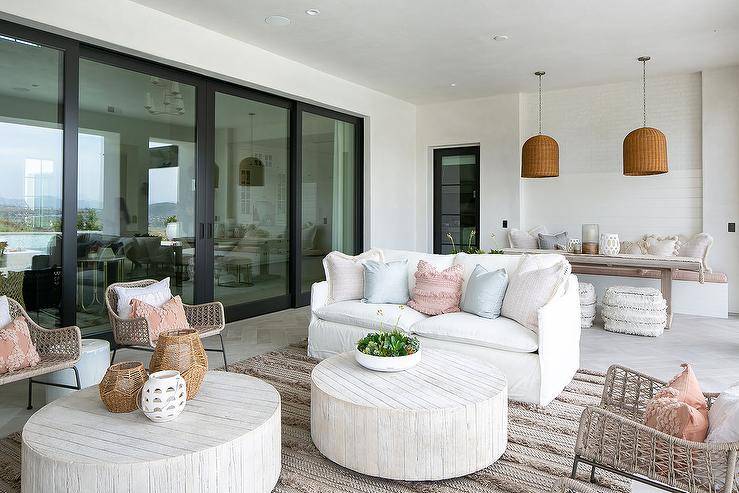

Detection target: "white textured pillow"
[501, 254, 571, 331]
[620, 240, 646, 256]
[0, 296, 10, 327]
[322, 249, 383, 304]
[508, 225, 547, 249]
[643, 235, 680, 257]
[678, 233, 713, 271]
[707, 383, 739, 488]
[114, 278, 173, 319]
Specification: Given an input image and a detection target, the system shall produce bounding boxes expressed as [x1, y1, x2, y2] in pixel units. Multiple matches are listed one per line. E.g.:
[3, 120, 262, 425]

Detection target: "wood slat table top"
[22, 371, 280, 465]
[311, 350, 506, 411]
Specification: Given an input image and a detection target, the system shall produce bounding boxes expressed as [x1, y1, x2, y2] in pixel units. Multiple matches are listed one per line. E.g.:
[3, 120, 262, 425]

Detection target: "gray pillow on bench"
[538, 231, 568, 250]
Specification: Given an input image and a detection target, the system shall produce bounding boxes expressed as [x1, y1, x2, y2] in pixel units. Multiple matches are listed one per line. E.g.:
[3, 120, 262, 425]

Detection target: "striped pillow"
[407, 260, 463, 316]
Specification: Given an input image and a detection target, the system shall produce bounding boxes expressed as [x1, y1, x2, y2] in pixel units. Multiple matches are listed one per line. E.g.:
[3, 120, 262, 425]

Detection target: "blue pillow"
[461, 264, 508, 319]
[362, 259, 409, 304]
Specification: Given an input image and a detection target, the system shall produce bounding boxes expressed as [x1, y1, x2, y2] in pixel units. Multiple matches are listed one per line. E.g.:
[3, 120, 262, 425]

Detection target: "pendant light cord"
[538, 73, 542, 135]
[642, 59, 647, 127]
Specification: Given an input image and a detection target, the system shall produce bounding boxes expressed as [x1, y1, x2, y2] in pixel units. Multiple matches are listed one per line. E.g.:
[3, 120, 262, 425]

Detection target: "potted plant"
[355, 319, 421, 372]
[165, 215, 180, 240]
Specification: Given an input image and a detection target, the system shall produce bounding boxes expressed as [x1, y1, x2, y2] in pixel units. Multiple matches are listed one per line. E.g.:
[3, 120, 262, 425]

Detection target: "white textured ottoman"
[601, 286, 667, 337]
[579, 282, 596, 328]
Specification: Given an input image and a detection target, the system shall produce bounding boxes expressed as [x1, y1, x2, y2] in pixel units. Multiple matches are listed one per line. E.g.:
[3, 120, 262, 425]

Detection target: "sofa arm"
[311, 281, 329, 314]
[536, 274, 581, 404]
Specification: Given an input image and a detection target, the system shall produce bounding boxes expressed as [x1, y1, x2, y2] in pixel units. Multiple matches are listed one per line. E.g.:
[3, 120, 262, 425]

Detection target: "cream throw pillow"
[508, 225, 547, 249]
[678, 233, 713, 271]
[114, 278, 173, 319]
[501, 254, 571, 331]
[620, 240, 646, 256]
[322, 249, 384, 304]
[643, 235, 680, 256]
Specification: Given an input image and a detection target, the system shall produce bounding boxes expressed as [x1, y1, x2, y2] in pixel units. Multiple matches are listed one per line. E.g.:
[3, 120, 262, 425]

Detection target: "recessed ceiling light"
[450, 83, 456, 87]
[305, 9, 321, 16]
[492, 34, 509, 41]
[265, 15, 291, 26]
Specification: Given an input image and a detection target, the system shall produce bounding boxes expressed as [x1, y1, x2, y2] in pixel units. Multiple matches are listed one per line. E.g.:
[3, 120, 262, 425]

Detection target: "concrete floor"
[1, 308, 737, 492]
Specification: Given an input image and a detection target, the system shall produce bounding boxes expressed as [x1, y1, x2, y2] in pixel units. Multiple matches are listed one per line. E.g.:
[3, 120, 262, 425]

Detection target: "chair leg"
[110, 344, 118, 365]
[72, 366, 81, 390]
[590, 465, 596, 483]
[571, 454, 580, 479]
[27, 378, 33, 410]
[219, 333, 228, 371]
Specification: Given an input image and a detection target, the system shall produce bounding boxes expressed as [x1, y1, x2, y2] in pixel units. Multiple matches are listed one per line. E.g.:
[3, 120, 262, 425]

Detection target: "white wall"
[0, 0, 418, 250]
[415, 94, 521, 251]
[702, 66, 739, 312]
[520, 73, 703, 241]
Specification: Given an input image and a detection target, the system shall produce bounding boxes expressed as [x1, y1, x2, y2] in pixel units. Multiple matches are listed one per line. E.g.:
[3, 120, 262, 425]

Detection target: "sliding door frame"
[293, 102, 364, 307]
[205, 79, 294, 321]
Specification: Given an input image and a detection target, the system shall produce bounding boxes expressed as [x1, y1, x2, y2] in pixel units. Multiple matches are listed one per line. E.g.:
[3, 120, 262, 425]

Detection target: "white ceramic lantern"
[140, 370, 187, 422]
[566, 238, 582, 253]
[599, 233, 621, 256]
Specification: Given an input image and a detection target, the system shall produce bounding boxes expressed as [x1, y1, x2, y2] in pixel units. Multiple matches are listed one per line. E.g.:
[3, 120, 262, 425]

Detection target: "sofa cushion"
[411, 312, 538, 353]
[453, 252, 521, 296]
[382, 249, 455, 292]
[322, 249, 383, 304]
[315, 301, 427, 334]
[362, 260, 409, 304]
[460, 265, 508, 319]
[407, 261, 463, 315]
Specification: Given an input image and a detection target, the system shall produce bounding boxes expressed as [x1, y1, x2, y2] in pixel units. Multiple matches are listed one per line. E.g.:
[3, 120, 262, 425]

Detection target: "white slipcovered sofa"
[307, 249, 582, 406]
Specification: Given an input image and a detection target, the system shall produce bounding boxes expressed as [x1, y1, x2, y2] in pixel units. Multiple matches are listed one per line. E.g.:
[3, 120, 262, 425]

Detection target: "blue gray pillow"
[538, 231, 568, 250]
[362, 259, 409, 304]
[461, 264, 508, 319]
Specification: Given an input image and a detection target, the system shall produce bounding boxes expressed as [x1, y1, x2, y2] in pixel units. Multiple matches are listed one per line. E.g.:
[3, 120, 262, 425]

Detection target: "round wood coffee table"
[22, 371, 281, 493]
[311, 349, 508, 480]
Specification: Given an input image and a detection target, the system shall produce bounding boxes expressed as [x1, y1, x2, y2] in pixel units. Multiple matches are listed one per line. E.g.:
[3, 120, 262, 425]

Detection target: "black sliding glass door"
[0, 18, 364, 331]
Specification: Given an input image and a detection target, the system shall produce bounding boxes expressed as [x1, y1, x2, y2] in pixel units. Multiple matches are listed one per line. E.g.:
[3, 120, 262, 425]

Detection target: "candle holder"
[582, 224, 600, 254]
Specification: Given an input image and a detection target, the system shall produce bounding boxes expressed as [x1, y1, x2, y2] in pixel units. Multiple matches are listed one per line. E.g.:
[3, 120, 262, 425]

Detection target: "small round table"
[311, 350, 508, 481]
[22, 371, 281, 493]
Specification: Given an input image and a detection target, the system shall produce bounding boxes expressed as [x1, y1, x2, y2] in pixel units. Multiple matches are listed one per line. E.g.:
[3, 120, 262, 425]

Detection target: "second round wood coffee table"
[311, 349, 508, 481]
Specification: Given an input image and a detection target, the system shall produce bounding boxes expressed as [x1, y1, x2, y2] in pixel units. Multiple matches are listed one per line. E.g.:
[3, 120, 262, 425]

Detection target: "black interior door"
[433, 146, 480, 254]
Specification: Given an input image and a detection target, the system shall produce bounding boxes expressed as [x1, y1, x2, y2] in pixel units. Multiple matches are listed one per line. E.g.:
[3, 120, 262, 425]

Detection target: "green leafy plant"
[447, 231, 503, 254]
[357, 330, 420, 357]
[165, 215, 178, 224]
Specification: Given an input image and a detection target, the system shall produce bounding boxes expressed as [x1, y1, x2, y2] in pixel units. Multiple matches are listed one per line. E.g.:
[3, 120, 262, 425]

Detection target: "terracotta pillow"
[0, 317, 41, 374]
[130, 295, 190, 343]
[407, 260, 463, 315]
[644, 364, 709, 442]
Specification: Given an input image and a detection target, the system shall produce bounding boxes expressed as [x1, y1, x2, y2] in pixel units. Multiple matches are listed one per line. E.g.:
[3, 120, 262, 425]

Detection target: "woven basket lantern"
[521, 134, 559, 178]
[150, 329, 208, 400]
[623, 127, 668, 176]
[99, 361, 148, 413]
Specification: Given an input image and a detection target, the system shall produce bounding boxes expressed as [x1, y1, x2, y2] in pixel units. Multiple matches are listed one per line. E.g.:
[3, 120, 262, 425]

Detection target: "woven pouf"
[601, 286, 667, 337]
[579, 282, 596, 328]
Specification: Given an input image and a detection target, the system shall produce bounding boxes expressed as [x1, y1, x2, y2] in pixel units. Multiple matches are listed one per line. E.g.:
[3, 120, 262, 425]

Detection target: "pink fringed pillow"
[130, 295, 190, 343]
[644, 364, 709, 442]
[407, 260, 463, 316]
[0, 317, 40, 375]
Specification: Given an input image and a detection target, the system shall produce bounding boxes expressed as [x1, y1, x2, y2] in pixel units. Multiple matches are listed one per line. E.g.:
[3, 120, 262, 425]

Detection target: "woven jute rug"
[0, 343, 629, 493]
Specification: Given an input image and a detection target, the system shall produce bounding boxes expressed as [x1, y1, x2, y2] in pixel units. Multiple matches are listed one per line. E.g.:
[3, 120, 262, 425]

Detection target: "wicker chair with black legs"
[572, 364, 739, 493]
[105, 280, 228, 369]
[0, 298, 82, 410]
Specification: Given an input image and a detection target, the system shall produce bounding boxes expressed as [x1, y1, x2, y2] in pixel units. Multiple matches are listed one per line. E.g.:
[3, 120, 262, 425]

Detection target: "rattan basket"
[99, 361, 148, 413]
[149, 329, 208, 399]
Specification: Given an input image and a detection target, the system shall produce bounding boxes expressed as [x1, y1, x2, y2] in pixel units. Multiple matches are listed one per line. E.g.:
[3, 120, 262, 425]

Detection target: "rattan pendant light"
[623, 57, 668, 176]
[521, 71, 559, 178]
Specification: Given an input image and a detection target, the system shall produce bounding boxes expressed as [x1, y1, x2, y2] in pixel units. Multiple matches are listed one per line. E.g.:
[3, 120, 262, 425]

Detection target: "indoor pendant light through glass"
[623, 56, 668, 176]
[522, 71, 559, 178]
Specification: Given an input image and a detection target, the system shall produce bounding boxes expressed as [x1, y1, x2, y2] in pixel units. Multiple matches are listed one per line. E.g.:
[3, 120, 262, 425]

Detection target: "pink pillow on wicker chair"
[644, 364, 709, 442]
[407, 260, 463, 316]
[0, 317, 40, 374]
[130, 295, 190, 343]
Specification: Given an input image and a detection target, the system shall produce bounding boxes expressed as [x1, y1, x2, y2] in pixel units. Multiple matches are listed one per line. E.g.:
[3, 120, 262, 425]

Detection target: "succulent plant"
[357, 330, 420, 357]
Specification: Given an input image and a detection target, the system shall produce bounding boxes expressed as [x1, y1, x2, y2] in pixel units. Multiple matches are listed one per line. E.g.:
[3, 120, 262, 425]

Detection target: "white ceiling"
[132, 0, 739, 104]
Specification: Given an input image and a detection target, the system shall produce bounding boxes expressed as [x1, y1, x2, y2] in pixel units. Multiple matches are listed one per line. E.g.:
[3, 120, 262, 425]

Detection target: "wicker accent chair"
[572, 364, 739, 493]
[0, 298, 82, 410]
[105, 280, 227, 369]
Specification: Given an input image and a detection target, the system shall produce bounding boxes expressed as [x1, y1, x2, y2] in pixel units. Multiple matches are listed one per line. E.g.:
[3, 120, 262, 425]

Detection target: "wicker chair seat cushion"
[0, 353, 78, 385]
[131, 295, 189, 343]
[113, 277, 172, 319]
[0, 317, 40, 374]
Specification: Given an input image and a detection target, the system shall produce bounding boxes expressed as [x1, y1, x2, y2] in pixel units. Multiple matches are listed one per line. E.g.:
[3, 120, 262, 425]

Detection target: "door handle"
[207, 223, 213, 239]
[199, 223, 205, 239]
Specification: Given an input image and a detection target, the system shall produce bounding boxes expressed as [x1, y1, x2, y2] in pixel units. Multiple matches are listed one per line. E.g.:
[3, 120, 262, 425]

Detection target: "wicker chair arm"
[108, 309, 153, 347]
[601, 364, 668, 419]
[576, 405, 739, 492]
[183, 301, 225, 330]
[29, 323, 82, 360]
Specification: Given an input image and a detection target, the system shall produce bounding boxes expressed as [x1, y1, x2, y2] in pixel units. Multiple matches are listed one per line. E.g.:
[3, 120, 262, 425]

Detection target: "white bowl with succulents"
[355, 330, 421, 372]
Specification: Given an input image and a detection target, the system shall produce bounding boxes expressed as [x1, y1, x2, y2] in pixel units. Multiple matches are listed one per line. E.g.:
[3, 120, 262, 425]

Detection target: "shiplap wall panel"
[520, 73, 702, 241]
